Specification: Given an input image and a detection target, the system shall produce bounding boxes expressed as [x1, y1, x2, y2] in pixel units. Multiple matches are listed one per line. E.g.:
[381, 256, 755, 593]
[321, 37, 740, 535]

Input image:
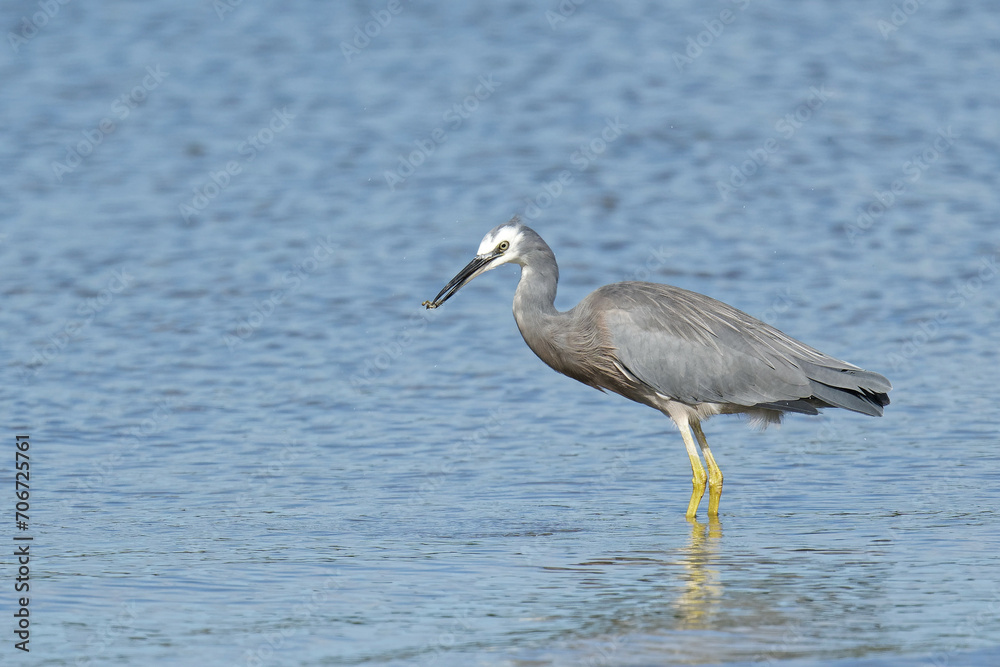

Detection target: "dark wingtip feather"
[754, 383, 890, 418]
[799, 361, 892, 394]
[808, 381, 889, 417]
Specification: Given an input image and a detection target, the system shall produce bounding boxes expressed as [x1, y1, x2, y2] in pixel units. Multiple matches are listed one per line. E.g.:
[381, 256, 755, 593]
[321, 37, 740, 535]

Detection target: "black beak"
[422, 253, 497, 309]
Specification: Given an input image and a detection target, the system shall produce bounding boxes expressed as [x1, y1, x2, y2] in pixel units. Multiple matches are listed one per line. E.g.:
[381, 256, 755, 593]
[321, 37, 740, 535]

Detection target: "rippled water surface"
[2, 1, 999, 665]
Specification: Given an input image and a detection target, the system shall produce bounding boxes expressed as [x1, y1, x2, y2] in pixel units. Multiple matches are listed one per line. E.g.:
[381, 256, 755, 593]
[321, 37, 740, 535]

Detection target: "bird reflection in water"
[672, 519, 724, 630]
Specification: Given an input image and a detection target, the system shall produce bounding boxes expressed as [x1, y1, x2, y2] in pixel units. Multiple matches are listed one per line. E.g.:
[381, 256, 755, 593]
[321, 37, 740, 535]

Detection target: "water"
[2, 0, 999, 664]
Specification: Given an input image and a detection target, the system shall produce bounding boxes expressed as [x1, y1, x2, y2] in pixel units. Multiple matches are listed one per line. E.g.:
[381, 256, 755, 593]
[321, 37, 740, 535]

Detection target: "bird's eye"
[497, 241, 510, 252]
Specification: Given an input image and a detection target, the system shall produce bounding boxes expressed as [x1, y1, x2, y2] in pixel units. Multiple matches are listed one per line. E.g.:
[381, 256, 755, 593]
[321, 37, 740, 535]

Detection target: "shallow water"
[2, 1, 999, 665]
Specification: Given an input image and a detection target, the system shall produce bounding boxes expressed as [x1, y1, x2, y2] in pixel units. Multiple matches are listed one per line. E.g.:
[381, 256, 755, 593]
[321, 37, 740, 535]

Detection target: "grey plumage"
[424, 218, 891, 519]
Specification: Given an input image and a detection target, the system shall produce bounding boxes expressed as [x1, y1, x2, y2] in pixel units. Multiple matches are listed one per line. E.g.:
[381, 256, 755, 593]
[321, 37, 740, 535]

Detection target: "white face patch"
[477, 224, 521, 256]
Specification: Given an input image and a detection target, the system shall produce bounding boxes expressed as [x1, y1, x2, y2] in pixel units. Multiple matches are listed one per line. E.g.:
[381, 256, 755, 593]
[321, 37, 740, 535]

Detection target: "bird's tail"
[800, 361, 891, 417]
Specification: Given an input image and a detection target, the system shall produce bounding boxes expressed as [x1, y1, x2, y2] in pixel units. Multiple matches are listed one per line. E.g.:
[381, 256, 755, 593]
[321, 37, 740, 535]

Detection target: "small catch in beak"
[423, 252, 498, 309]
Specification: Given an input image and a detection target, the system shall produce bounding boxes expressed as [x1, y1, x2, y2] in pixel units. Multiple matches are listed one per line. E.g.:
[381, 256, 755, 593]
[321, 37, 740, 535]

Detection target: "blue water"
[2, 1, 999, 665]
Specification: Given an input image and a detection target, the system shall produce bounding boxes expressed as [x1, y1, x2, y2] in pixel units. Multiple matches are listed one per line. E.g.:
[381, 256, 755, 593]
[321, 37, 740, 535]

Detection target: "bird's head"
[423, 218, 537, 309]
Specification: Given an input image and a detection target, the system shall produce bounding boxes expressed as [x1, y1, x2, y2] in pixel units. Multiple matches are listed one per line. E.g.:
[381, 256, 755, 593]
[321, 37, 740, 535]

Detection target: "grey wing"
[593, 282, 891, 416]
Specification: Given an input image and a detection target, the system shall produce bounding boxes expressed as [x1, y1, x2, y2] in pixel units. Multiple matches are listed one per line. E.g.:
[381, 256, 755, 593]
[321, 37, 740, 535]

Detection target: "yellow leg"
[679, 422, 707, 520]
[692, 422, 723, 518]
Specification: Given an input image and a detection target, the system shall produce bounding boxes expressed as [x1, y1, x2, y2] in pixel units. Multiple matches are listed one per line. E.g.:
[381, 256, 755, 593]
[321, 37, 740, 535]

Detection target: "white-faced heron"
[423, 218, 891, 519]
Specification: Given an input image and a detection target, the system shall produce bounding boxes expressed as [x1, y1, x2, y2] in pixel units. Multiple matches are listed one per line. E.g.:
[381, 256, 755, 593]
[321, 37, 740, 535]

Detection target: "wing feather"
[587, 282, 890, 415]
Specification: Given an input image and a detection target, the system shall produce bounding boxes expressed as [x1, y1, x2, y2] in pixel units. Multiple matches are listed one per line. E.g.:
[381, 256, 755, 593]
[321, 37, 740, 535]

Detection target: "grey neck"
[512, 248, 562, 364]
[513, 251, 559, 318]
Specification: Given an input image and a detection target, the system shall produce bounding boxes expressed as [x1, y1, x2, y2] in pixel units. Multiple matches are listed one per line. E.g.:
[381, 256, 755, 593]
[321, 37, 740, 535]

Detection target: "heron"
[423, 218, 891, 519]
